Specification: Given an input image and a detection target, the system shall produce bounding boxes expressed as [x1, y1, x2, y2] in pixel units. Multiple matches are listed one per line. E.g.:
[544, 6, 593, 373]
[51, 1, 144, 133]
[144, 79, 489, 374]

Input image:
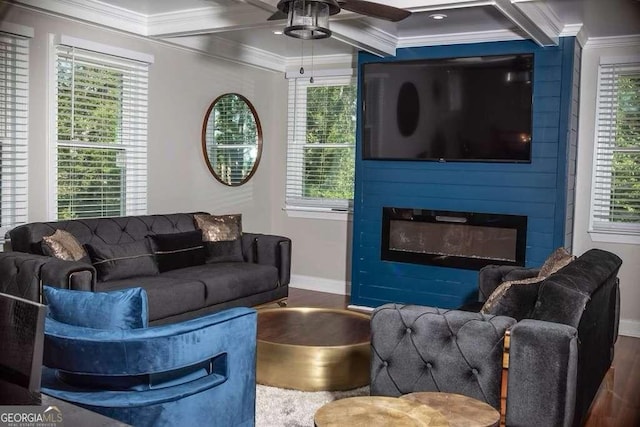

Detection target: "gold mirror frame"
[201, 93, 263, 186]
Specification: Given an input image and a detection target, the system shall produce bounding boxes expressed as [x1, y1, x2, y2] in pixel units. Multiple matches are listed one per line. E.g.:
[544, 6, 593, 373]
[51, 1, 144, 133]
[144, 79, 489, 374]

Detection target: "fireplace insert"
[381, 207, 527, 270]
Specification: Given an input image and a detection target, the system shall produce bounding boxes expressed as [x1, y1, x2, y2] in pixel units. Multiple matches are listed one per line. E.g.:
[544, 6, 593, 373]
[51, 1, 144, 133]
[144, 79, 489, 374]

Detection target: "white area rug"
[255, 384, 369, 427]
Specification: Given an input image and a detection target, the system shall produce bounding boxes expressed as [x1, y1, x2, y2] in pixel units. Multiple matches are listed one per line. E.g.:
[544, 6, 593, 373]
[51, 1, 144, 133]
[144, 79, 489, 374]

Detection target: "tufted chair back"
[6, 213, 203, 255]
[370, 304, 515, 409]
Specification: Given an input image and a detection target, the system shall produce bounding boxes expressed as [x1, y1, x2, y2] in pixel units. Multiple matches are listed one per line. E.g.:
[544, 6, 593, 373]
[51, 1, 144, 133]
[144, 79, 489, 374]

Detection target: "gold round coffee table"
[256, 307, 370, 391]
[314, 396, 450, 427]
[401, 392, 500, 427]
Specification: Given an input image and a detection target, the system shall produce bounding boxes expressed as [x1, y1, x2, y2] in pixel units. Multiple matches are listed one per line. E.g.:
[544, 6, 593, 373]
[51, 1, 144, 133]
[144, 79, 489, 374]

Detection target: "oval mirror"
[202, 93, 262, 186]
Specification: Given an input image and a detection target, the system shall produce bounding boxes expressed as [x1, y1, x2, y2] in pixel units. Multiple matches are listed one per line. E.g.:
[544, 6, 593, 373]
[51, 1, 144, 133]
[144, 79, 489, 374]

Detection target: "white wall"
[574, 38, 640, 337]
[5, 5, 287, 235]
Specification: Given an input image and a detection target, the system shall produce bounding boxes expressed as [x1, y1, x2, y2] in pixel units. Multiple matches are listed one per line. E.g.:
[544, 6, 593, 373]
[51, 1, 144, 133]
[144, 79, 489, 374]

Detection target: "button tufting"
[406, 327, 412, 334]
[383, 361, 388, 367]
[472, 368, 479, 375]
[426, 362, 433, 369]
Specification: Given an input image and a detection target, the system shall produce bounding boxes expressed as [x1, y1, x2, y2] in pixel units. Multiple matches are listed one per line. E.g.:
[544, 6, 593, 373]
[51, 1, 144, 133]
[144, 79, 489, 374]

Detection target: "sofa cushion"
[194, 214, 244, 263]
[41, 229, 89, 263]
[161, 263, 279, 306]
[86, 240, 159, 282]
[96, 277, 206, 321]
[148, 231, 206, 272]
[43, 286, 148, 329]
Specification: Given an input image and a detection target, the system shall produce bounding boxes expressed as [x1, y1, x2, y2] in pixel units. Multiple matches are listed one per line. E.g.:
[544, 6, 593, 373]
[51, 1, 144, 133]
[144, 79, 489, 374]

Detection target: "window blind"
[285, 76, 356, 211]
[590, 60, 640, 235]
[0, 32, 29, 242]
[55, 45, 148, 219]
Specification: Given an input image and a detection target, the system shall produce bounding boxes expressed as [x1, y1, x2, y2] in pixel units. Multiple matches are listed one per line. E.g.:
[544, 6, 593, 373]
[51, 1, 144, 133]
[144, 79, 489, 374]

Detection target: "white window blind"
[590, 59, 640, 236]
[55, 45, 149, 219]
[285, 76, 356, 211]
[0, 32, 28, 242]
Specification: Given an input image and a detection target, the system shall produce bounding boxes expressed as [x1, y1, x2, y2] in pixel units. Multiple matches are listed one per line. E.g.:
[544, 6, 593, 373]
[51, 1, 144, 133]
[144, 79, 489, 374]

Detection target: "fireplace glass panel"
[389, 221, 518, 262]
[382, 207, 527, 270]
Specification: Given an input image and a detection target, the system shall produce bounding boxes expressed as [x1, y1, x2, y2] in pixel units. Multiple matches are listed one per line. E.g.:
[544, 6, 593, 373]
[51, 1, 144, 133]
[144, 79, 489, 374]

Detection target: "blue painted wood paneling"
[351, 39, 577, 309]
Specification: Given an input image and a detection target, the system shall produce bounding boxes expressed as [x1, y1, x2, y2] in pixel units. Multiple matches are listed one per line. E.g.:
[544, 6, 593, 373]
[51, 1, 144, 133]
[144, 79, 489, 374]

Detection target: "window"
[590, 57, 640, 239]
[54, 43, 149, 219]
[285, 76, 356, 213]
[0, 30, 29, 241]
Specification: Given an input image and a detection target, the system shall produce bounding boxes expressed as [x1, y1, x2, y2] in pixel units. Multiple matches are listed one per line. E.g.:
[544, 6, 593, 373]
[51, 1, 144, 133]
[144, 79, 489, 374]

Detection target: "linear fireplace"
[382, 207, 527, 270]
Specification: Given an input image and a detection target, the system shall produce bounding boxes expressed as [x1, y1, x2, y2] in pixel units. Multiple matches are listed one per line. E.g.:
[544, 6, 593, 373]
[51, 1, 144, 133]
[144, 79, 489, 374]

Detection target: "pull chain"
[310, 41, 314, 83]
[299, 39, 305, 75]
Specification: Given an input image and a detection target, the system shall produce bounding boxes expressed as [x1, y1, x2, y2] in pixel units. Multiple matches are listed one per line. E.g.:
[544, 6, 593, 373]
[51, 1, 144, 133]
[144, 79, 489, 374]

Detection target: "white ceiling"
[8, 0, 640, 71]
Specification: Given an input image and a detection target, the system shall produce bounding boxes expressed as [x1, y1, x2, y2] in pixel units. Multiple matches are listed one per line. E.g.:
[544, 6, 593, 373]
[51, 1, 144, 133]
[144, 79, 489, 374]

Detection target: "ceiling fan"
[267, 0, 412, 39]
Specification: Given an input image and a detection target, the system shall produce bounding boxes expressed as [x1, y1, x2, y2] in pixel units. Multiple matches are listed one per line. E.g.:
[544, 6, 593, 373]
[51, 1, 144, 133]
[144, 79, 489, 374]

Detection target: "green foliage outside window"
[611, 73, 640, 223]
[304, 84, 356, 200]
[57, 61, 125, 219]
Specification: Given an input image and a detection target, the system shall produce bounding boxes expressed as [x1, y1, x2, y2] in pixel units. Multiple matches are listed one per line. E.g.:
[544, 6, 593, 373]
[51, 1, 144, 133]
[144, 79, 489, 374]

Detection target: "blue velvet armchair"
[40, 299, 257, 427]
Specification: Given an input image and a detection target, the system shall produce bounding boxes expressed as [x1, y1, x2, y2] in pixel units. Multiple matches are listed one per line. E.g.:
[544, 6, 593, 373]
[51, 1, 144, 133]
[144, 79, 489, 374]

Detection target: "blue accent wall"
[350, 38, 577, 309]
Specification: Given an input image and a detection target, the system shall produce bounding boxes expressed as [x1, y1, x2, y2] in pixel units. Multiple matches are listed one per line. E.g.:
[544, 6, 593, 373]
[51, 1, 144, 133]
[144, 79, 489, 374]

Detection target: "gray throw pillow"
[86, 240, 159, 282]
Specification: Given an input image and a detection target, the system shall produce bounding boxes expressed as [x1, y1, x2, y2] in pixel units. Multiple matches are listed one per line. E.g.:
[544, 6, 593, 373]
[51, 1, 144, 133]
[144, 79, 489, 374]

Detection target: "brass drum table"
[401, 392, 500, 427]
[314, 396, 450, 427]
[256, 307, 370, 391]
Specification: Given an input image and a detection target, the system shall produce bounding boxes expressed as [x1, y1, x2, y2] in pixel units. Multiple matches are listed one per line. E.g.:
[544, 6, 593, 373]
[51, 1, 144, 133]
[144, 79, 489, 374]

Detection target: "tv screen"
[361, 54, 533, 162]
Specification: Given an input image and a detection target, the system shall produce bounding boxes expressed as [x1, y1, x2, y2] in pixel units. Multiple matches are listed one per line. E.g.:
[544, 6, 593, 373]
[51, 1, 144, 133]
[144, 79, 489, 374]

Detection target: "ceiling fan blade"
[339, 0, 411, 22]
[267, 10, 288, 21]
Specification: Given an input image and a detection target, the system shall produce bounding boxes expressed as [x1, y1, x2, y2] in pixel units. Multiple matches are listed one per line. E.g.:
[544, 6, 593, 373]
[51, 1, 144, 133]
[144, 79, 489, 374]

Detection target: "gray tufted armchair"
[370, 249, 622, 427]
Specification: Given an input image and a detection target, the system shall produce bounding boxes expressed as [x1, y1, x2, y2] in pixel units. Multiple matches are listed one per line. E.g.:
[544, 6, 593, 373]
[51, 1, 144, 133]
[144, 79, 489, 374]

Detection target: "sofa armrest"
[243, 233, 291, 286]
[0, 252, 50, 301]
[40, 259, 96, 291]
[478, 265, 540, 301]
[507, 319, 578, 427]
[370, 304, 515, 409]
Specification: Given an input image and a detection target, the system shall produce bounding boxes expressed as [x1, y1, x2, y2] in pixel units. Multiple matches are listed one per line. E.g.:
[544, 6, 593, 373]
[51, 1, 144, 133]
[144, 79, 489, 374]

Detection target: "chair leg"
[277, 299, 288, 307]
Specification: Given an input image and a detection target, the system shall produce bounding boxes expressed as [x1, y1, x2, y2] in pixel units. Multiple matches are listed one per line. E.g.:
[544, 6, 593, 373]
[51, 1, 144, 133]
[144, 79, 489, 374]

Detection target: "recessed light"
[429, 13, 447, 20]
[273, 30, 283, 35]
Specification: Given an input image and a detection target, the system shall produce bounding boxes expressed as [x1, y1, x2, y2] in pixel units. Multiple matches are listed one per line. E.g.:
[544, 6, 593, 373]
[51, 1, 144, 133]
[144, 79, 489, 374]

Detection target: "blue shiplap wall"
[350, 38, 577, 309]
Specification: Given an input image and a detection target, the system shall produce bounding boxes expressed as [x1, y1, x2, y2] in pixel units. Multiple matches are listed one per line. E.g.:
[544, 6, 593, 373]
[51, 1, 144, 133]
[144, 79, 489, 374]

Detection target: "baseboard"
[289, 274, 350, 295]
[619, 319, 640, 338]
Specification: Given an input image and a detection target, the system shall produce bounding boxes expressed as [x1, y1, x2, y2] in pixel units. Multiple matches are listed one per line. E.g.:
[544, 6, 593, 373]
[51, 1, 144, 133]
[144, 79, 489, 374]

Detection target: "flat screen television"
[361, 54, 533, 162]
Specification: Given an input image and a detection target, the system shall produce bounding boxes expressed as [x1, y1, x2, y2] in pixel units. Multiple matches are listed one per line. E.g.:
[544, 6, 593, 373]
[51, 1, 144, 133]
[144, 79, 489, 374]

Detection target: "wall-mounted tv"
[361, 54, 533, 162]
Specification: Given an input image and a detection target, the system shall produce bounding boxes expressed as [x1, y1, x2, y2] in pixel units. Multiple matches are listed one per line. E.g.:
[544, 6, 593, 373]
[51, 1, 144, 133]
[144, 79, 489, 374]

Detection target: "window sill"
[284, 206, 352, 221]
[589, 230, 640, 245]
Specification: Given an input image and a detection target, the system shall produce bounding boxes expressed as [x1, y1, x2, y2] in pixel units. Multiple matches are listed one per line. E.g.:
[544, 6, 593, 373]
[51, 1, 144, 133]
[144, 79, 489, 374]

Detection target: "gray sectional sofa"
[0, 213, 291, 325]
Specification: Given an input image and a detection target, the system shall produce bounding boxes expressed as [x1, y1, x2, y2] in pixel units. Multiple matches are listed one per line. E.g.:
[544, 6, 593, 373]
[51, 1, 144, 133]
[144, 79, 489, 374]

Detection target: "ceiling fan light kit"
[279, 0, 341, 40]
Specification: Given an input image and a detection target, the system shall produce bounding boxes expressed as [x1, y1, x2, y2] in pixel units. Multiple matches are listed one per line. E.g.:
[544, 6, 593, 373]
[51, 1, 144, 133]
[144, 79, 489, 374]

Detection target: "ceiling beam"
[493, 0, 559, 46]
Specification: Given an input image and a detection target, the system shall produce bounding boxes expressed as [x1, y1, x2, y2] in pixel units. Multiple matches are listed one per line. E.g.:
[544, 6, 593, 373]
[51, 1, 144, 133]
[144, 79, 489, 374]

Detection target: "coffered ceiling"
[6, 0, 640, 71]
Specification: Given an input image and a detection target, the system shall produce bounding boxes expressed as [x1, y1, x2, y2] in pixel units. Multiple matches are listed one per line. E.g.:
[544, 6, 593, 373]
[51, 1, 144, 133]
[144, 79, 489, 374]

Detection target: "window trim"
[284, 74, 357, 217]
[588, 55, 640, 244]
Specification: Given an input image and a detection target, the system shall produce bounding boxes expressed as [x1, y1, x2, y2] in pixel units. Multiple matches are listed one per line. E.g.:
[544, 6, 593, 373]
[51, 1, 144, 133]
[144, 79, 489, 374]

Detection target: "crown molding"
[331, 21, 397, 57]
[397, 28, 524, 48]
[560, 23, 583, 38]
[147, 4, 271, 37]
[285, 54, 355, 73]
[15, 0, 148, 35]
[166, 35, 286, 73]
[584, 34, 640, 49]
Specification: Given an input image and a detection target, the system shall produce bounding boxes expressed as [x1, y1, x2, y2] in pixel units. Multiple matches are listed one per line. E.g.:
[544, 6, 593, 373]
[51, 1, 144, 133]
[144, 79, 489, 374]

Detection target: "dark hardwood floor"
[286, 287, 640, 427]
